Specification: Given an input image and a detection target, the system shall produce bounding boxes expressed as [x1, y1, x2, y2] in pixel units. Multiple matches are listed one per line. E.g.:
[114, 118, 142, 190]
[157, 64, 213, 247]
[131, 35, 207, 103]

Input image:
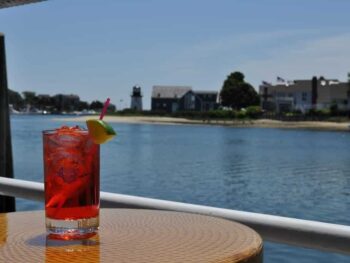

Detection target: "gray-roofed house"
[151, 86, 193, 113]
[193, 91, 219, 111]
[151, 86, 220, 113]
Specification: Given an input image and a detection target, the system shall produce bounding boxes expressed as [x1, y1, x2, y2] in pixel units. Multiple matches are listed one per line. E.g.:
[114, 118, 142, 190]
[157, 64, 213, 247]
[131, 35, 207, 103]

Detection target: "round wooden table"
[0, 209, 263, 262]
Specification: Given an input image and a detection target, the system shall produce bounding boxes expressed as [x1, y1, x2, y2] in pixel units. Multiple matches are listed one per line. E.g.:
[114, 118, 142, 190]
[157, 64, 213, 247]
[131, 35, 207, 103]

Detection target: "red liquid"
[43, 127, 100, 220]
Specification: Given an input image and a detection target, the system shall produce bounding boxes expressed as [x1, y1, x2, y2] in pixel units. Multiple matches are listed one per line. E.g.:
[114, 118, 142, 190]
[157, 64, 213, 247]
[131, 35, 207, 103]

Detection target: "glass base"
[46, 216, 99, 240]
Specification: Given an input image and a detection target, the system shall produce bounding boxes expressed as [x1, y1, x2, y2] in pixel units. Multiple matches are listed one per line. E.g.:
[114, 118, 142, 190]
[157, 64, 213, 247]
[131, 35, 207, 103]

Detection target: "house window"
[191, 95, 196, 109]
[302, 92, 307, 101]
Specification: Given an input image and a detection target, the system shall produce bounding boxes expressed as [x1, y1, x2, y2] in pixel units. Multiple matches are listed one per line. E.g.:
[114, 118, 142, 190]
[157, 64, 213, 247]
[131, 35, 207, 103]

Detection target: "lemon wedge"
[86, 119, 116, 144]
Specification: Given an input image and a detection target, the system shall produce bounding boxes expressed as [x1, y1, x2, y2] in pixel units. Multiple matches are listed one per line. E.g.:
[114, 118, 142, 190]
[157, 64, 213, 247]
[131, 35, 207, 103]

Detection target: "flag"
[277, 76, 285, 83]
[262, 81, 271, 86]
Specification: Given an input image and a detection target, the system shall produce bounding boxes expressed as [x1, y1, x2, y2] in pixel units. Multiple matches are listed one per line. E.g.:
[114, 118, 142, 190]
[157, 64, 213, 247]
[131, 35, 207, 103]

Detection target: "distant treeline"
[116, 106, 350, 121]
[115, 106, 263, 119]
[9, 90, 116, 113]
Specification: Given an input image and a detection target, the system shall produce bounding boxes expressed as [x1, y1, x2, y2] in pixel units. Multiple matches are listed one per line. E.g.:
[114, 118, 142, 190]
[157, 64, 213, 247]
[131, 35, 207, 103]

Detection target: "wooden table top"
[0, 208, 263, 263]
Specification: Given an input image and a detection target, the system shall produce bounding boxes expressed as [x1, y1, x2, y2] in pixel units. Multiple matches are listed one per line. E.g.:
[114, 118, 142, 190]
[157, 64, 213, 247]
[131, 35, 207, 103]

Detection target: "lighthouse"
[130, 85, 143, 111]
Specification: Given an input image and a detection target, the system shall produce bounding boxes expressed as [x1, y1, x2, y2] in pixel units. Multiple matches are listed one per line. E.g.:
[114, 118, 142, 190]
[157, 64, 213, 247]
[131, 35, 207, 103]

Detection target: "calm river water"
[10, 115, 350, 262]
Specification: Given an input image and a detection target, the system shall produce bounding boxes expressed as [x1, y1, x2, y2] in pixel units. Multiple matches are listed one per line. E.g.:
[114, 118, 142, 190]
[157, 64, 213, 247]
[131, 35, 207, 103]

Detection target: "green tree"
[107, 103, 116, 113]
[22, 91, 37, 105]
[8, 89, 24, 109]
[78, 101, 89, 111]
[220, 71, 259, 109]
[36, 95, 52, 110]
[90, 100, 104, 110]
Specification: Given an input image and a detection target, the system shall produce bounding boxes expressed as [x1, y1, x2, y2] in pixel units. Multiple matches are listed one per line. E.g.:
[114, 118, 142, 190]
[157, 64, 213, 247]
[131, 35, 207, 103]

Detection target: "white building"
[259, 77, 350, 113]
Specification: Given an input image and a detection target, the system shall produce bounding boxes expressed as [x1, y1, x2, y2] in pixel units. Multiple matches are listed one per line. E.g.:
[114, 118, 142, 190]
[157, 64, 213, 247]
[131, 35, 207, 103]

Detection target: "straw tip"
[99, 98, 111, 120]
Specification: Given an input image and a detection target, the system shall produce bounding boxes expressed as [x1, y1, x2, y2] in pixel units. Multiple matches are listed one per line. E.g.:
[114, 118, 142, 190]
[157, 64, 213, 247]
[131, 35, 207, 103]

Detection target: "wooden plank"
[0, 33, 16, 212]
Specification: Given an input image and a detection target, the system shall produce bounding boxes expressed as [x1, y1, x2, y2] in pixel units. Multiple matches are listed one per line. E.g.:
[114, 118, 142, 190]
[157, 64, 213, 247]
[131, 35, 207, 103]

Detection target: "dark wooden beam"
[0, 33, 16, 212]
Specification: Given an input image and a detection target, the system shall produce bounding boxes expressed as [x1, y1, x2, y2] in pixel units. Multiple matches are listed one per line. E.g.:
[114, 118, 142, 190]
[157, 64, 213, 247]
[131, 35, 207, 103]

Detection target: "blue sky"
[1, 0, 350, 109]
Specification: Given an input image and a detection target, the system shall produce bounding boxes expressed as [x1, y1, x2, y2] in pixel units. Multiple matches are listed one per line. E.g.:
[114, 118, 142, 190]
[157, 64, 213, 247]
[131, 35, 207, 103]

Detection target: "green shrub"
[206, 110, 236, 119]
[307, 108, 330, 117]
[237, 110, 247, 119]
[245, 106, 262, 118]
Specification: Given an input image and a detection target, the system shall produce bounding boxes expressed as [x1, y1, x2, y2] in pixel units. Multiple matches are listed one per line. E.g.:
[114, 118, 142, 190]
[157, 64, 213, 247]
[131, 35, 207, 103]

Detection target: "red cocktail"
[43, 126, 100, 239]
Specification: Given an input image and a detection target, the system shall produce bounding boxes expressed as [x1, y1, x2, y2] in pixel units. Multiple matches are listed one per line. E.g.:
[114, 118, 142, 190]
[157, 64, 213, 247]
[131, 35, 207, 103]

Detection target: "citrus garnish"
[86, 119, 116, 144]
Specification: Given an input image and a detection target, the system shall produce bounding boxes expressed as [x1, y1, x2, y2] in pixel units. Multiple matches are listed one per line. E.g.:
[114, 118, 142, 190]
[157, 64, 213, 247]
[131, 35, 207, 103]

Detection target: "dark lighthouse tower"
[130, 85, 143, 111]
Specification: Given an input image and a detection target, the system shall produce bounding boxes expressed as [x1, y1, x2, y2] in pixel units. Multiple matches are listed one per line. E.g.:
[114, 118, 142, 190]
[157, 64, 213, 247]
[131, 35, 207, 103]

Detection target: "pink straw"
[99, 98, 110, 120]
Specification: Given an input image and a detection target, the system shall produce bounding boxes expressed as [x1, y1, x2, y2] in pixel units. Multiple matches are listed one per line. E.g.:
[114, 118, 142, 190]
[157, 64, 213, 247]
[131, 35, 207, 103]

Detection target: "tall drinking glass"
[43, 127, 100, 239]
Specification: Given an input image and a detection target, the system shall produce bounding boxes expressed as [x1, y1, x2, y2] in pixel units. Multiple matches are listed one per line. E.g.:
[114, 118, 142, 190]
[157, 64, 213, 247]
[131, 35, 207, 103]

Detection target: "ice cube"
[49, 150, 87, 183]
[46, 133, 84, 150]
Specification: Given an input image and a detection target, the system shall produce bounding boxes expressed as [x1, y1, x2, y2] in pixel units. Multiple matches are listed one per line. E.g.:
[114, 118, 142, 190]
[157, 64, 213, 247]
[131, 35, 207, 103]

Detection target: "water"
[10, 115, 350, 262]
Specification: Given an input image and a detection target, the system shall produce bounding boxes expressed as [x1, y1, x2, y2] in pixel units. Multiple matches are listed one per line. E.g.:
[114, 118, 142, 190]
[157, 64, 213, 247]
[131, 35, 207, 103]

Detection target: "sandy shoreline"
[56, 116, 350, 131]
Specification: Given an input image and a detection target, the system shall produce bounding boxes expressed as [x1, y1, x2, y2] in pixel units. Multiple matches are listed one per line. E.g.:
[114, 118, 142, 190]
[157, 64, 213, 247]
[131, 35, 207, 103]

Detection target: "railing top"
[0, 177, 350, 256]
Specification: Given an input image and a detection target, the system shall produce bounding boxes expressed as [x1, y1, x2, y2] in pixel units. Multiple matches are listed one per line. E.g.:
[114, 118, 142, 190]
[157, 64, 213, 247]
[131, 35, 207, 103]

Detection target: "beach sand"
[56, 116, 350, 131]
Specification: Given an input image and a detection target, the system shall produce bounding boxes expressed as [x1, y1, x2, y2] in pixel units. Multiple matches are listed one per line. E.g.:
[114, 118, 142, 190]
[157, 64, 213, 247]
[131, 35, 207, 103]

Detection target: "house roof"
[152, 86, 192, 99]
[194, 90, 218, 95]
[0, 0, 45, 9]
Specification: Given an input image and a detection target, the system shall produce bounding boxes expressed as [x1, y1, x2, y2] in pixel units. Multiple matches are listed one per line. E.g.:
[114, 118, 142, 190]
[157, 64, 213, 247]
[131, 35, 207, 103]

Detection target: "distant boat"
[80, 109, 97, 115]
[21, 104, 42, 115]
[9, 104, 20, 114]
[57, 110, 97, 116]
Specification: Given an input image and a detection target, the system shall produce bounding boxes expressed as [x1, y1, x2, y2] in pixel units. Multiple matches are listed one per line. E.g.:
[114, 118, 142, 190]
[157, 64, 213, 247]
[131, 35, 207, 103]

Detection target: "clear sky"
[1, 0, 350, 109]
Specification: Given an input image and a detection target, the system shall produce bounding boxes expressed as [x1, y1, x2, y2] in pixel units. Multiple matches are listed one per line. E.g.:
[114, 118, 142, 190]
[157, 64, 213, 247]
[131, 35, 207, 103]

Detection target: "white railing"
[1, 177, 350, 255]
